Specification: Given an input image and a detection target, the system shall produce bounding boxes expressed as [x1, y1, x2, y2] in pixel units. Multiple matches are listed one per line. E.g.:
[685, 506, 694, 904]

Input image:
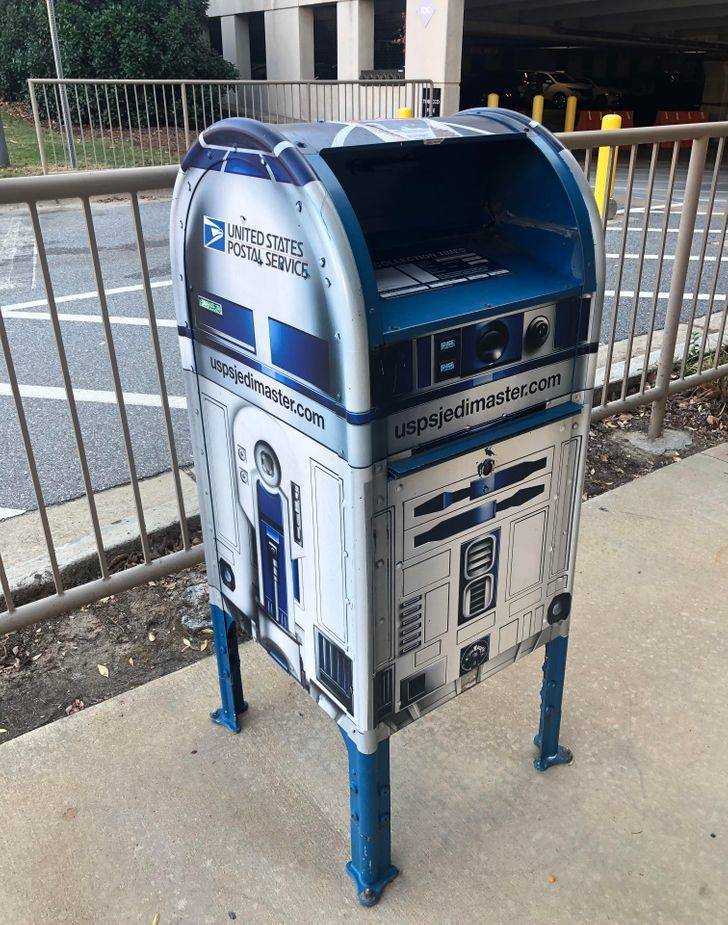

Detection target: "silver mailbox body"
[172, 110, 604, 904]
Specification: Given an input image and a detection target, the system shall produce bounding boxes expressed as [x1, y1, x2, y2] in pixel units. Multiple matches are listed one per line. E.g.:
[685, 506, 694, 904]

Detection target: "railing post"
[487, 92, 499, 107]
[181, 83, 190, 146]
[531, 94, 544, 123]
[648, 134, 709, 438]
[28, 80, 49, 175]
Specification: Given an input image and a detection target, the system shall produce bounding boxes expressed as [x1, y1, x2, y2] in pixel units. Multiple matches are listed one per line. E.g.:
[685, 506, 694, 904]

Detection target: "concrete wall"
[220, 14, 252, 79]
[703, 61, 728, 120]
[209, 0, 463, 116]
[337, 0, 374, 81]
[264, 5, 315, 81]
[404, 0, 464, 114]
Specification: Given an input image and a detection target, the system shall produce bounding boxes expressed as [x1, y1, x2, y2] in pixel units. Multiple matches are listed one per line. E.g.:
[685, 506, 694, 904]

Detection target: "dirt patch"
[584, 385, 726, 497]
[0, 564, 231, 743]
[1, 387, 725, 744]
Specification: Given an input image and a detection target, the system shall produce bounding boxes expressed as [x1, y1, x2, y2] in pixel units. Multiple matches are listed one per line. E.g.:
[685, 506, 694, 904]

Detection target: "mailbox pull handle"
[412, 483, 545, 548]
[412, 455, 548, 517]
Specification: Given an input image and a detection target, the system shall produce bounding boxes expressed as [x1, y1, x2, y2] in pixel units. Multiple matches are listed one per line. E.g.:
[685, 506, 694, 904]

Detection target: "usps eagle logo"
[203, 215, 226, 252]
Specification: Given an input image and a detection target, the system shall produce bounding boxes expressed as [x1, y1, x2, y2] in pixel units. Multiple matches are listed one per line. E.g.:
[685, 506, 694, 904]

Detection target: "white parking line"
[0, 507, 26, 521]
[0, 309, 177, 327]
[0, 279, 172, 312]
[0, 217, 35, 293]
[617, 206, 727, 217]
[0, 382, 186, 408]
[604, 289, 725, 300]
[607, 227, 723, 234]
[605, 253, 727, 262]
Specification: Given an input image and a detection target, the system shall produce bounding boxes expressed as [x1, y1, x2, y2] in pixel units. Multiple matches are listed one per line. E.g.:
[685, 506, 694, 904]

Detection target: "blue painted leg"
[534, 634, 573, 771]
[340, 730, 399, 906]
[210, 602, 248, 733]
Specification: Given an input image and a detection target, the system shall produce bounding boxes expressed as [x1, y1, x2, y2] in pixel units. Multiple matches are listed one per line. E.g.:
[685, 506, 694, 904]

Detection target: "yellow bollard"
[487, 93, 499, 107]
[397, 106, 414, 119]
[594, 113, 622, 217]
[564, 95, 577, 132]
[531, 94, 544, 123]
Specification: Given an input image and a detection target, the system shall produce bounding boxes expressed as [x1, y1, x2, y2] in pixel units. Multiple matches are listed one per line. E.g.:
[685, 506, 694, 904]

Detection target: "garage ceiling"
[464, 0, 728, 51]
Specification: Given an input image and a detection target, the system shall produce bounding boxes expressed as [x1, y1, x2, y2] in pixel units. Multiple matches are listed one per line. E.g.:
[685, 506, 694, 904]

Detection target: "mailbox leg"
[534, 633, 573, 771]
[340, 729, 399, 906]
[209, 602, 248, 733]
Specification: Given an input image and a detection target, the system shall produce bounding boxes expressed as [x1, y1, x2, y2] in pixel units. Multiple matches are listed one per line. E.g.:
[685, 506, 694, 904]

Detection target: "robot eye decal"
[254, 441, 281, 488]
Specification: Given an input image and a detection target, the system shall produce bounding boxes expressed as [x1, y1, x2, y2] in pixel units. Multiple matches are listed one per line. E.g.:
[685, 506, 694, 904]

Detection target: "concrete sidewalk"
[1, 445, 727, 925]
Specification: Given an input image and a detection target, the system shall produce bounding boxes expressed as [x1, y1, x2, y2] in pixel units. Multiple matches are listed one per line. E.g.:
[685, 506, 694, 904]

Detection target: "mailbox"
[171, 110, 604, 905]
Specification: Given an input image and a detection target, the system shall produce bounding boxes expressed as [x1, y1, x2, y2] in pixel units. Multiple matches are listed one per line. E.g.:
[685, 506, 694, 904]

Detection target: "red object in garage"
[575, 110, 634, 131]
[655, 111, 707, 147]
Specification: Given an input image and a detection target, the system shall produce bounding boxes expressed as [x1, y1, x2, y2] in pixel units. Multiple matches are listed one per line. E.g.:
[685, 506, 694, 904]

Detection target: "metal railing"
[0, 166, 192, 634]
[560, 121, 728, 428]
[28, 77, 436, 173]
[1, 120, 727, 635]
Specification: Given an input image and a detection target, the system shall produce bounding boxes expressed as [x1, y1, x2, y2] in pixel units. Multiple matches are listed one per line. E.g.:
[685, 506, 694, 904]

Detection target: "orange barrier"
[575, 110, 634, 131]
[655, 110, 707, 147]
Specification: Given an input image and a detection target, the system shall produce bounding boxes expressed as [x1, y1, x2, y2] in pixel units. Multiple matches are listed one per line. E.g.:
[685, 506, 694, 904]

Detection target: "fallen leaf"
[183, 638, 191, 648]
[0, 728, 7, 735]
[148, 632, 156, 642]
[152, 915, 160, 925]
[128, 657, 135, 667]
[202, 628, 213, 635]
[200, 640, 208, 652]
[97, 664, 109, 678]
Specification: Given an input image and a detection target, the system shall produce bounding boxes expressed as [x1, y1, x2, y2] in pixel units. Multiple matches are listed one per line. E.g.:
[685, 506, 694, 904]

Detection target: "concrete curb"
[0, 470, 200, 612]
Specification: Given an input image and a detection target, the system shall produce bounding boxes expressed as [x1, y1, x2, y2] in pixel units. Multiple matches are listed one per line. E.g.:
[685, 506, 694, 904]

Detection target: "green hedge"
[0, 0, 237, 101]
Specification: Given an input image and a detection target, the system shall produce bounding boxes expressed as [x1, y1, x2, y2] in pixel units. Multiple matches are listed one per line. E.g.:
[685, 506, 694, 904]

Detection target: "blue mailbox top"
[182, 110, 599, 349]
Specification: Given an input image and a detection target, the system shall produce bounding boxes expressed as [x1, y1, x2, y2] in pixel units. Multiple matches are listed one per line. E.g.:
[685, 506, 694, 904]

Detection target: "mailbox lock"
[475, 320, 509, 366]
[524, 316, 550, 352]
[478, 457, 495, 477]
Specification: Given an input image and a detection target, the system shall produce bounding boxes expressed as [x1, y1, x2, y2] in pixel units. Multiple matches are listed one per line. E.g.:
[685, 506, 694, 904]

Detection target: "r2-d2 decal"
[173, 109, 604, 905]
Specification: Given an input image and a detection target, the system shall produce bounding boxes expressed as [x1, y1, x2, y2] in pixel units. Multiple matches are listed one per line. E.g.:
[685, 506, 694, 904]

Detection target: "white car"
[522, 71, 593, 108]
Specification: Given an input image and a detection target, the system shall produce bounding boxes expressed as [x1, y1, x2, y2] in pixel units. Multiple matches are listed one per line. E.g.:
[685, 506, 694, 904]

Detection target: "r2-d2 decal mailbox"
[172, 110, 604, 905]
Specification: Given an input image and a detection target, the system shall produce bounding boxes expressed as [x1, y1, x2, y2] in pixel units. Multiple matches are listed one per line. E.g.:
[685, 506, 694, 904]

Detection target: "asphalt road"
[1, 152, 727, 516]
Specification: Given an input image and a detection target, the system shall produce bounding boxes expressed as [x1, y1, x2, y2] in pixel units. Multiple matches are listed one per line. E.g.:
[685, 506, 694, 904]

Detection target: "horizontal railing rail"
[1, 119, 726, 634]
[27, 77, 436, 174]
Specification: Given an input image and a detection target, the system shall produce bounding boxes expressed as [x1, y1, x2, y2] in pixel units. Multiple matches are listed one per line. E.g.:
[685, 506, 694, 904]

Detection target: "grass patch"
[0, 107, 52, 178]
[0, 102, 183, 177]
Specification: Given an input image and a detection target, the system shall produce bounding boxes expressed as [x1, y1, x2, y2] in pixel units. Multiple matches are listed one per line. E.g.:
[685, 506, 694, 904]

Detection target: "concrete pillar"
[337, 0, 374, 81]
[702, 61, 728, 121]
[264, 6, 315, 81]
[404, 0, 464, 116]
[220, 14, 251, 79]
